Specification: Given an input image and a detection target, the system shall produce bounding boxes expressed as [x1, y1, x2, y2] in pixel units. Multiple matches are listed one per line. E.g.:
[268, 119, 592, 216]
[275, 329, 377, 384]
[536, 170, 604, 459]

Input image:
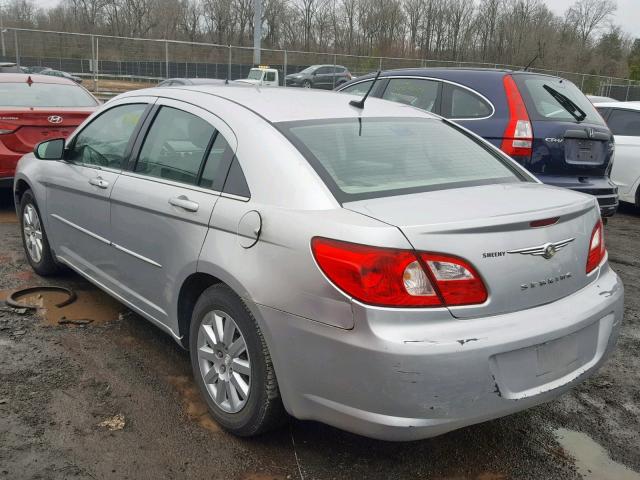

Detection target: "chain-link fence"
[2, 27, 639, 100]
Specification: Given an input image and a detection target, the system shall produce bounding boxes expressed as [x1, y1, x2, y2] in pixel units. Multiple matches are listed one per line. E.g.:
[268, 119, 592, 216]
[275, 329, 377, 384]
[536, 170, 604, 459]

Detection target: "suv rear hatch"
[511, 73, 614, 178]
[345, 182, 600, 319]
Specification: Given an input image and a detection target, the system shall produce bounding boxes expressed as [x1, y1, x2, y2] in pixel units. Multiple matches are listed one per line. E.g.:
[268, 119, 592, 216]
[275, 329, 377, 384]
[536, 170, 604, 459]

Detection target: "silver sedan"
[14, 85, 623, 441]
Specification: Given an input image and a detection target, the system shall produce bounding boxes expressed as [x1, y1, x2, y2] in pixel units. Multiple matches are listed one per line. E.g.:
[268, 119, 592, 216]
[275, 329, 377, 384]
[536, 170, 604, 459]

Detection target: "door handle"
[89, 176, 109, 189]
[169, 195, 199, 212]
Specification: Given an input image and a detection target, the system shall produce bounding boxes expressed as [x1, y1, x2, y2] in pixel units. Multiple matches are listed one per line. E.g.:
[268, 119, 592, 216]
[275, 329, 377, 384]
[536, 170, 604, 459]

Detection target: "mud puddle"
[1, 287, 126, 325]
[555, 428, 640, 480]
[166, 375, 221, 432]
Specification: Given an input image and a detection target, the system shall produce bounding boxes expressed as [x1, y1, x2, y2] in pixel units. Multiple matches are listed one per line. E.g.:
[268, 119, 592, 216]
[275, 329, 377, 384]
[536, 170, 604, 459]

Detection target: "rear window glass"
[278, 117, 524, 202]
[0, 82, 98, 107]
[514, 75, 604, 125]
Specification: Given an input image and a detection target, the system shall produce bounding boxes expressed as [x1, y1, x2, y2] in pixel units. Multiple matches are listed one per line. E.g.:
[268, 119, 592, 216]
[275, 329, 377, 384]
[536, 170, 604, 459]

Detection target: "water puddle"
[0, 287, 125, 326]
[0, 210, 18, 224]
[166, 375, 220, 432]
[555, 428, 640, 480]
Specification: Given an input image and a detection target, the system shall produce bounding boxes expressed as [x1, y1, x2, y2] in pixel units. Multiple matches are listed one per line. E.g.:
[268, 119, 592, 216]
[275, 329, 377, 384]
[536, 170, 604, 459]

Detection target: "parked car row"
[9, 68, 626, 442]
[1, 65, 636, 442]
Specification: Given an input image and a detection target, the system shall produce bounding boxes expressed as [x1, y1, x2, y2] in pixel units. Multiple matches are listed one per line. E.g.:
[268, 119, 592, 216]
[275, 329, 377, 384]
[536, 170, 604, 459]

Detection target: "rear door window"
[135, 106, 215, 185]
[513, 74, 604, 125]
[340, 80, 373, 95]
[442, 84, 492, 119]
[606, 109, 640, 136]
[382, 78, 441, 113]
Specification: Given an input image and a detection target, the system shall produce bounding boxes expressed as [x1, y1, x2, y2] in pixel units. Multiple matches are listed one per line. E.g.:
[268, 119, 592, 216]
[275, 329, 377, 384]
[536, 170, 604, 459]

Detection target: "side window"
[607, 109, 640, 136]
[340, 80, 373, 95]
[68, 103, 146, 169]
[446, 85, 492, 119]
[383, 78, 440, 113]
[135, 106, 215, 185]
[199, 133, 234, 190]
[265, 71, 276, 82]
[316, 67, 330, 75]
[223, 158, 251, 198]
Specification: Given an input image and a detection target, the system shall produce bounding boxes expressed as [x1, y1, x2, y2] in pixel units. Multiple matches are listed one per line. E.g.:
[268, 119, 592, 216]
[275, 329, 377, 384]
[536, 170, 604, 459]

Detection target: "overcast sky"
[35, 0, 640, 39]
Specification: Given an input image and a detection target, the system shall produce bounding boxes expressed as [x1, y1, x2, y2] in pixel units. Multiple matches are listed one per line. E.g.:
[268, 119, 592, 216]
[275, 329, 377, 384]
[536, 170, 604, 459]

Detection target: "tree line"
[1, 0, 636, 78]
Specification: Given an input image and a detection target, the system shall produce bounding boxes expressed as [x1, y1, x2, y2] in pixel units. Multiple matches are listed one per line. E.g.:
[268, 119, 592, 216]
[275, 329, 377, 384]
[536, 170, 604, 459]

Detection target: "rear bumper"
[537, 174, 619, 217]
[258, 263, 623, 441]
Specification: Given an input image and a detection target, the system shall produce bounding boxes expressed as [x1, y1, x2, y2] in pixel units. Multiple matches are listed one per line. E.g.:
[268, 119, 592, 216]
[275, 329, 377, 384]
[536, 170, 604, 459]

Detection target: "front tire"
[19, 189, 61, 276]
[189, 284, 286, 436]
[302, 80, 312, 88]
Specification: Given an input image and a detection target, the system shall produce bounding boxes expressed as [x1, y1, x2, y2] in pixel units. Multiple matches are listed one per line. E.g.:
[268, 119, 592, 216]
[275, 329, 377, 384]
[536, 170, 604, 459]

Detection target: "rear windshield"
[277, 117, 526, 202]
[0, 82, 98, 107]
[514, 75, 604, 125]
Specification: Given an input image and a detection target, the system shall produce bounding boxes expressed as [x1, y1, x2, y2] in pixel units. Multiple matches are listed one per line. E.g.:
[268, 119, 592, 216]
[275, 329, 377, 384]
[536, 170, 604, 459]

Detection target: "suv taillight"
[586, 220, 606, 273]
[311, 237, 487, 308]
[501, 75, 533, 158]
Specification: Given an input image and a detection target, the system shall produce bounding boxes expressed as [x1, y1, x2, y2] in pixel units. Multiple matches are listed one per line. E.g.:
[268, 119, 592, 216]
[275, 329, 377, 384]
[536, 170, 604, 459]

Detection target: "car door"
[108, 98, 237, 331]
[314, 67, 333, 89]
[603, 107, 640, 201]
[44, 99, 152, 281]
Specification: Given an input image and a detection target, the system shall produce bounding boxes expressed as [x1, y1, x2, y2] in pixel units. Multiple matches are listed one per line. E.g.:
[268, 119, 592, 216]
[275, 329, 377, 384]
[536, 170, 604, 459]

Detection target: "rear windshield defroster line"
[276, 117, 529, 204]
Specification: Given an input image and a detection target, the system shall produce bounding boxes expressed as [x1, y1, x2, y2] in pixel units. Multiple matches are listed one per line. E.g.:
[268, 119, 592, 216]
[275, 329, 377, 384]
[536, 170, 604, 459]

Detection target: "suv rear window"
[0, 82, 98, 107]
[278, 117, 525, 202]
[513, 75, 604, 125]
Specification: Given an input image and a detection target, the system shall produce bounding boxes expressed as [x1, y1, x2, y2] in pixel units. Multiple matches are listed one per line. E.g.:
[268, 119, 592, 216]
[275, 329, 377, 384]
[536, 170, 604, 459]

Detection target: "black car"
[285, 65, 352, 89]
[338, 68, 618, 217]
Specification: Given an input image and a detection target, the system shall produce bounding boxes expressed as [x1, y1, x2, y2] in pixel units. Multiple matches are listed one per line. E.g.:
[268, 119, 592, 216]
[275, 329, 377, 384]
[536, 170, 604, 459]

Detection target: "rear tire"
[19, 189, 61, 276]
[189, 284, 286, 436]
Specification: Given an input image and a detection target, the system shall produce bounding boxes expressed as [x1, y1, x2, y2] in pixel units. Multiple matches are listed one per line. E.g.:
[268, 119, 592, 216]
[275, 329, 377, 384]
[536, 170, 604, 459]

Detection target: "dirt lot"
[0, 188, 639, 480]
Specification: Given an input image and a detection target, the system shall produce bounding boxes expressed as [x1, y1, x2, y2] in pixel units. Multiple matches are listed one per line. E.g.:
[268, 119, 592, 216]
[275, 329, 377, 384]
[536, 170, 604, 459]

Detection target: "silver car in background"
[14, 86, 623, 441]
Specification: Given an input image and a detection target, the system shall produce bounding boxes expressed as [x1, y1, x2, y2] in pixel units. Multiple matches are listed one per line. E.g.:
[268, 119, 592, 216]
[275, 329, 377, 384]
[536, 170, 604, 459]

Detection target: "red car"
[0, 73, 99, 188]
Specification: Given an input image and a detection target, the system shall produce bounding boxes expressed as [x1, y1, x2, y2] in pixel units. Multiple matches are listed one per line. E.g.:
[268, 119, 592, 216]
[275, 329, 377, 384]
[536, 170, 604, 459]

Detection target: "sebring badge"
[47, 115, 63, 124]
[507, 238, 575, 260]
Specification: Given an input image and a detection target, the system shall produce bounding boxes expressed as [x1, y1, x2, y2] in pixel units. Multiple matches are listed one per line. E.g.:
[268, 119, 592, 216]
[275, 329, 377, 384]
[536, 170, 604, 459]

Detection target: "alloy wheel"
[23, 204, 43, 263]
[197, 310, 251, 413]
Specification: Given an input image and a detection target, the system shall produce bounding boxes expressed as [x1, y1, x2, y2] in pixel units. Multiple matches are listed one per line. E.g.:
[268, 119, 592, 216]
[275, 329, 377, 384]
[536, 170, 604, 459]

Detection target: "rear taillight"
[586, 220, 606, 273]
[501, 75, 533, 158]
[311, 237, 487, 308]
[0, 124, 16, 135]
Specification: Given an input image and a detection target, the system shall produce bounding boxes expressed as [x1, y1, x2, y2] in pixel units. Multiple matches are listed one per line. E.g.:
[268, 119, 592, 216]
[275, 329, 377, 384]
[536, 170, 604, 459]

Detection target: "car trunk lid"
[344, 183, 600, 318]
[0, 107, 94, 153]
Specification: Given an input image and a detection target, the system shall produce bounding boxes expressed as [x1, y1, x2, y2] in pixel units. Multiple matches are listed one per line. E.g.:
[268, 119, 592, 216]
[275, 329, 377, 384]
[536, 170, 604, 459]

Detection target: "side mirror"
[34, 138, 65, 160]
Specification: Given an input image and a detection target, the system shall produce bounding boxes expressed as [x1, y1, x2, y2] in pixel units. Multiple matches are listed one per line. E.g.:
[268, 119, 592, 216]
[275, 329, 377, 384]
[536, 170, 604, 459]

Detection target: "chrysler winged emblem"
[507, 238, 575, 260]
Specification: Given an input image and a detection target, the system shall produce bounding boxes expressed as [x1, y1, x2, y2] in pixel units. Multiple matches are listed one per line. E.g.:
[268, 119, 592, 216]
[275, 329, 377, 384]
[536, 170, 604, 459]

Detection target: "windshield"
[0, 82, 98, 107]
[514, 75, 604, 125]
[298, 66, 316, 75]
[247, 69, 263, 80]
[278, 117, 525, 202]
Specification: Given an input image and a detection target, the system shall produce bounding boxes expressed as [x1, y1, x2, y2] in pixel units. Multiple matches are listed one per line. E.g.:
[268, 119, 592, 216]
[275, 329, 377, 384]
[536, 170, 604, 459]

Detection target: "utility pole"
[253, 0, 261, 65]
[0, 3, 6, 59]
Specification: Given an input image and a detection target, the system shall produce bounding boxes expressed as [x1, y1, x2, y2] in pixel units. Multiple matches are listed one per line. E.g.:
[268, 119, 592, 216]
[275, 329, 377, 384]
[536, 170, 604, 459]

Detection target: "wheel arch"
[13, 178, 32, 206]
[176, 266, 261, 350]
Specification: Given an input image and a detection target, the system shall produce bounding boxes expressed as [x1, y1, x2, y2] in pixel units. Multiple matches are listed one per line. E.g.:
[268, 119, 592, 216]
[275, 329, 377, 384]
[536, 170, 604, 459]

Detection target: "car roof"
[123, 85, 436, 123]
[593, 101, 640, 110]
[0, 73, 78, 85]
[349, 67, 562, 81]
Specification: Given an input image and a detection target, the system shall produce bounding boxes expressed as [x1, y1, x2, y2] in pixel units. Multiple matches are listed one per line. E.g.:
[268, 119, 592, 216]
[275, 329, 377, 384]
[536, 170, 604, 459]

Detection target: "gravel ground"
[0, 188, 639, 480]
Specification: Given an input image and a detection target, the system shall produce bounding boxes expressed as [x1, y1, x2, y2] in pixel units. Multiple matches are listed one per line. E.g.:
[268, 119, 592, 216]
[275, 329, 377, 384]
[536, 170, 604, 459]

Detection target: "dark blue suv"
[337, 69, 618, 216]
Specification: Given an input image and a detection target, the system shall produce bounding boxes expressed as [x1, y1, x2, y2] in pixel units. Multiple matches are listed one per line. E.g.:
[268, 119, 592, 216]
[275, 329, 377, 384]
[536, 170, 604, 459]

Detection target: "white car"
[595, 101, 640, 207]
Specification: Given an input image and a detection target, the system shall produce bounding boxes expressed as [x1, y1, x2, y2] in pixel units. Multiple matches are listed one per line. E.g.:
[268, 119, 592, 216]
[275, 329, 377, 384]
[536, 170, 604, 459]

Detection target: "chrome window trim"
[338, 75, 496, 121]
[119, 170, 222, 196]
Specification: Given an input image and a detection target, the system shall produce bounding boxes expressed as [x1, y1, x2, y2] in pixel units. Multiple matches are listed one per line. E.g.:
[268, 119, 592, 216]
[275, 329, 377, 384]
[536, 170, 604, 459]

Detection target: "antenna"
[349, 70, 381, 109]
